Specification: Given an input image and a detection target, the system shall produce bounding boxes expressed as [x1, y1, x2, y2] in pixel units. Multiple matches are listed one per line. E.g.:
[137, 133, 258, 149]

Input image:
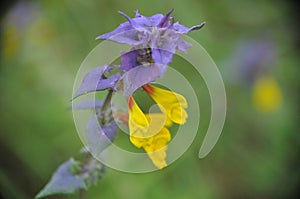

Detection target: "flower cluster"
[74, 9, 204, 169]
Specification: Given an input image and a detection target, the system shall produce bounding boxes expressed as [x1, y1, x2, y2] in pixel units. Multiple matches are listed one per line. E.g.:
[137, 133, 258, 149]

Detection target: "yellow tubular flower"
[143, 84, 188, 124]
[127, 96, 171, 169]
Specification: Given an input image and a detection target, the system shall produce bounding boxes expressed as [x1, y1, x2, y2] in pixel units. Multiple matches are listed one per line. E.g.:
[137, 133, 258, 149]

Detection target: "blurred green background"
[1, 0, 299, 198]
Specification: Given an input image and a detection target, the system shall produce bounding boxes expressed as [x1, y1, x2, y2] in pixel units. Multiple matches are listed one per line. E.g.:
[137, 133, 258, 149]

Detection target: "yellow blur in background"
[252, 75, 282, 112]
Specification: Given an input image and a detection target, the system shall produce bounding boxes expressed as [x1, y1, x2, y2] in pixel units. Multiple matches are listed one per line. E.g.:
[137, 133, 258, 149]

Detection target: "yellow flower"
[252, 75, 282, 112]
[127, 96, 171, 169]
[143, 84, 188, 124]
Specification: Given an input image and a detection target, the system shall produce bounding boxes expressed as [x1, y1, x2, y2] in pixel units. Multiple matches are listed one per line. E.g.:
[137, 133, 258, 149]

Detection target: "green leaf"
[35, 158, 87, 198]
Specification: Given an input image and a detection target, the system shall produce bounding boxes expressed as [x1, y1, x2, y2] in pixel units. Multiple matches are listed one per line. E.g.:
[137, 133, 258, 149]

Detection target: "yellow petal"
[144, 127, 171, 169]
[143, 84, 188, 124]
[127, 96, 149, 147]
[146, 149, 167, 169]
[168, 103, 188, 124]
[129, 113, 171, 145]
[128, 96, 149, 127]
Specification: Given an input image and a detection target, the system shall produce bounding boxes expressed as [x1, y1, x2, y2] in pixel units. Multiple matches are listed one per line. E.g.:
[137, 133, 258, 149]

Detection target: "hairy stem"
[100, 89, 113, 125]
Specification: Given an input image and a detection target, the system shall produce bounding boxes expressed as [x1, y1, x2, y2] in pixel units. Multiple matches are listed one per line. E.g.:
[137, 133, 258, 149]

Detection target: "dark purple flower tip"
[73, 65, 120, 99]
[86, 115, 118, 155]
[121, 64, 161, 96]
[189, 22, 206, 32]
[171, 21, 206, 34]
[158, 9, 174, 28]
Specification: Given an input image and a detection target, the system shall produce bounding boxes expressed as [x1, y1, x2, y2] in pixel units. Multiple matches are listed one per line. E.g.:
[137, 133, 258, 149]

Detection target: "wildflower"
[74, 10, 205, 169]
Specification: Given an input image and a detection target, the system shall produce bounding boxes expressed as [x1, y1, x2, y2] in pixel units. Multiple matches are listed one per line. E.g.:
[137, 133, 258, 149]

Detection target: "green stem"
[100, 89, 113, 125]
